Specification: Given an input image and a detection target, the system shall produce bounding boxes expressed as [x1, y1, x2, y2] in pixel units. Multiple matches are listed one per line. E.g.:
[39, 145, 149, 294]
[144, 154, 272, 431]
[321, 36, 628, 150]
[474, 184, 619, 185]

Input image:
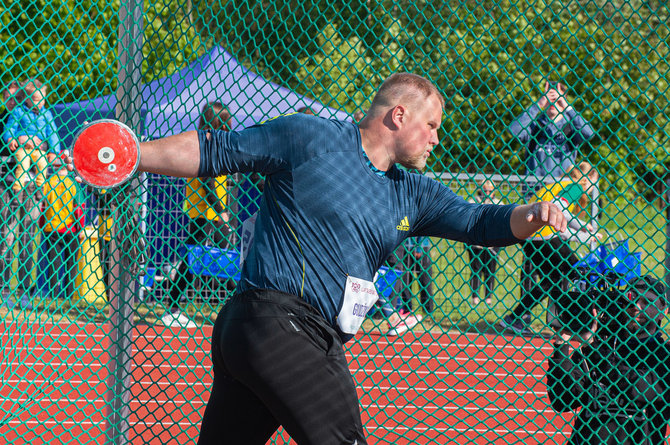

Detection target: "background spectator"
[38, 154, 84, 302]
[467, 180, 501, 306]
[3, 78, 60, 191]
[511, 79, 595, 324]
[0, 81, 21, 304]
[162, 101, 233, 328]
[0, 81, 20, 161]
[397, 237, 435, 316]
[499, 162, 602, 335]
[1, 78, 61, 309]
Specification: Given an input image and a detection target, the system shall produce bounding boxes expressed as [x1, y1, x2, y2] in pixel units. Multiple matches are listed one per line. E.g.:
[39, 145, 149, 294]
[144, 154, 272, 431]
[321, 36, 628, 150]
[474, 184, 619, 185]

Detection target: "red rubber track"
[0, 321, 571, 444]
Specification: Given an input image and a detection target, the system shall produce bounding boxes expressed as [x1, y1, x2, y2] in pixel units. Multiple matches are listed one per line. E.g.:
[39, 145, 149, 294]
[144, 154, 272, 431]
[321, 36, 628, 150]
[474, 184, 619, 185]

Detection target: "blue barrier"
[175, 245, 402, 296]
[143, 266, 159, 289]
[375, 265, 402, 298]
[573, 239, 642, 285]
[182, 245, 241, 281]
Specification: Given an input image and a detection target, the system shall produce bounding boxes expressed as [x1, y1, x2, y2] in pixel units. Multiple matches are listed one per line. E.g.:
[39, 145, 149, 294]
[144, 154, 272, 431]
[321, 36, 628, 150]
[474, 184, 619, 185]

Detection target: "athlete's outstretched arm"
[63, 130, 201, 181]
[510, 201, 567, 239]
[139, 131, 200, 177]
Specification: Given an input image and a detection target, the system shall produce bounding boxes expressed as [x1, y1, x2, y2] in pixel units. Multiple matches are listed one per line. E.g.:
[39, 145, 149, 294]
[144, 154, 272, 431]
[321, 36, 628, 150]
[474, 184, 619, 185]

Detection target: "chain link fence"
[1, 0, 669, 443]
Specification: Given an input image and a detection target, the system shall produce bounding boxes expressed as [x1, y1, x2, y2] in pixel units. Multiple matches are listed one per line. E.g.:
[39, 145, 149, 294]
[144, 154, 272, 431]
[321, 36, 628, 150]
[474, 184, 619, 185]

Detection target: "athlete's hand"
[525, 201, 567, 232]
[510, 201, 567, 240]
[61, 149, 83, 183]
[62, 120, 90, 183]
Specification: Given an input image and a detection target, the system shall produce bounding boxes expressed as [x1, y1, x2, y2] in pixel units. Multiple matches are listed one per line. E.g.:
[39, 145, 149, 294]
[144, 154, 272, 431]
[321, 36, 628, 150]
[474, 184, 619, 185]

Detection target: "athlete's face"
[394, 94, 442, 171]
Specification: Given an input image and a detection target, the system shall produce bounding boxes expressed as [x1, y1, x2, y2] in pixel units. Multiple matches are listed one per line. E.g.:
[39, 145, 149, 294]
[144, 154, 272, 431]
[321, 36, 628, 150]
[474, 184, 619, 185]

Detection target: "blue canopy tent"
[51, 47, 352, 287]
[53, 46, 350, 144]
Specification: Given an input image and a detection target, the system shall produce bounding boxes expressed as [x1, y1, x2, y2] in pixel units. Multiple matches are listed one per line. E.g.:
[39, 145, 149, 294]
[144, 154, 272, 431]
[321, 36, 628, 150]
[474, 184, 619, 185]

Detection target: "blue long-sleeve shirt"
[510, 104, 594, 180]
[2, 104, 61, 153]
[199, 114, 521, 337]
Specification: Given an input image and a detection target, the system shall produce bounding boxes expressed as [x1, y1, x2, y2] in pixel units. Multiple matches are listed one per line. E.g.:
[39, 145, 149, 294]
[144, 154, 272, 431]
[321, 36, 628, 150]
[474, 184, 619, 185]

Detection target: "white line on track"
[2, 360, 210, 371]
[1, 365, 546, 387]
[0, 418, 562, 436]
[1, 395, 553, 417]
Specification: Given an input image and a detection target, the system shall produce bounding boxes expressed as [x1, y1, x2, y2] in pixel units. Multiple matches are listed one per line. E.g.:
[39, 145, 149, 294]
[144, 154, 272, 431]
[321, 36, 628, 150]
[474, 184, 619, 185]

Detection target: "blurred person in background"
[511, 79, 595, 313]
[467, 180, 501, 306]
[1, 78, 61, 309]
[499, 162, 602, 335]
[38, 154, 84, 303]
[162, 102, 233, 328]
[396, 236, 435, 315]
[0, 81, 22, 305]
[3, 78, 60, 192]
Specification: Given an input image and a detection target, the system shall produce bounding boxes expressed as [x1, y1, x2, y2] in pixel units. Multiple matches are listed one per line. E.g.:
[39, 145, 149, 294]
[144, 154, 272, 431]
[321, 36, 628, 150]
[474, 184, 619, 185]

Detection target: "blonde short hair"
[368, 73, 444, 116]
[23, 78, 46, 97]
[569, 162, 598, 188]
[480, 180, 495, 191]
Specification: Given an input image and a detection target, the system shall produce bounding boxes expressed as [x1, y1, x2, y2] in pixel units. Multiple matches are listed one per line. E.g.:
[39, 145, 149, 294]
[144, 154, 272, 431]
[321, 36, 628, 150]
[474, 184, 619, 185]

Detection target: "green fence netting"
[1, 0, 669, 444]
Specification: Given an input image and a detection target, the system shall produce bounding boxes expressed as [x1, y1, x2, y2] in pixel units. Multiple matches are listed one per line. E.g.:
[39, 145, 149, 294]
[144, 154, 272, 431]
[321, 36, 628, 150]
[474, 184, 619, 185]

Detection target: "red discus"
[71, 119, 140, 188]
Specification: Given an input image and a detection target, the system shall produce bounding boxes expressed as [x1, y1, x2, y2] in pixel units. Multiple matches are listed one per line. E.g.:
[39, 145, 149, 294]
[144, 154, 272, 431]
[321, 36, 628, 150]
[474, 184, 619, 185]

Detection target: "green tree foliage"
[2, 0, 667, 200]
[0, 0, 204, 104]
[195, 0, 669, 200]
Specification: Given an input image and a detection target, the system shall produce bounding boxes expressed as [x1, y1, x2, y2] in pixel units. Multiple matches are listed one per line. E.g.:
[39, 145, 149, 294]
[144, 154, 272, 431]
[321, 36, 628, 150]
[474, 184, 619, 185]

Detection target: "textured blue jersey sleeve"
[407, 173, 520, 247]
[197, 114, 328, 177]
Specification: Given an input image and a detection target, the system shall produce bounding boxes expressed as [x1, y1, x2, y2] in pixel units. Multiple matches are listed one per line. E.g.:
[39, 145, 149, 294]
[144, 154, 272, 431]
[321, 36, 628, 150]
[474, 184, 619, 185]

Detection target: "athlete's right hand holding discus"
[510, 201, 567, 240]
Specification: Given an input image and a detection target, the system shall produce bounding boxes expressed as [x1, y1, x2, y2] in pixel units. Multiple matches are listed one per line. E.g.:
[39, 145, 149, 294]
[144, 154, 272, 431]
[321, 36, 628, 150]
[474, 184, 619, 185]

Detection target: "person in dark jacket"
[547, 275, 670, 444]
[510, 79, 595, 183]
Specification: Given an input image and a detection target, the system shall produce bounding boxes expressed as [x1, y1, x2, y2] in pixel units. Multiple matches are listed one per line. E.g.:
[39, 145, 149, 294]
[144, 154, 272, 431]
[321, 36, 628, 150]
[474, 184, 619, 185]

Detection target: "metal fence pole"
[105, 0, 144, 443]
[666, 179, 670, 303]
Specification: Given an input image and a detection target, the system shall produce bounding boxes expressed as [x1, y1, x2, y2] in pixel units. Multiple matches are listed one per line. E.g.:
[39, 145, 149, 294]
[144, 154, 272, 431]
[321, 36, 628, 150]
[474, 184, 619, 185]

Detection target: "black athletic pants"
[198, 288, 367, 445]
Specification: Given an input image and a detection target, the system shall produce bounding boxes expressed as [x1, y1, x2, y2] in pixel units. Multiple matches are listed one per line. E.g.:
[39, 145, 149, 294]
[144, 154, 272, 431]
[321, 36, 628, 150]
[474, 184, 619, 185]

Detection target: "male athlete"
[68, 73, 566, 444]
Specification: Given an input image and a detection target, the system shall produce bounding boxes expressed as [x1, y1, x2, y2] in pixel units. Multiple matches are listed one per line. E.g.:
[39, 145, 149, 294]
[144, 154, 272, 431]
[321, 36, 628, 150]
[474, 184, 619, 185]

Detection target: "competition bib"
[337, 275, 379, 335]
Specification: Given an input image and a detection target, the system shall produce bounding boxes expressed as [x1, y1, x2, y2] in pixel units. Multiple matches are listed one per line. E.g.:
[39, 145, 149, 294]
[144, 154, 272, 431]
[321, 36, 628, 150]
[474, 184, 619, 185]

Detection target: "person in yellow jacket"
[39, 156, 84, 302]
[161, 102, 233, 328]
[499, 162, 603, 335]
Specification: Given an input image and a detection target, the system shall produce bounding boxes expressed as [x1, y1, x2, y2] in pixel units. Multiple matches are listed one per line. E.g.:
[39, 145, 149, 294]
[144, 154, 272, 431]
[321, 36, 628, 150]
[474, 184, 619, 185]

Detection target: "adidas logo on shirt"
[396, 216, 410, 231]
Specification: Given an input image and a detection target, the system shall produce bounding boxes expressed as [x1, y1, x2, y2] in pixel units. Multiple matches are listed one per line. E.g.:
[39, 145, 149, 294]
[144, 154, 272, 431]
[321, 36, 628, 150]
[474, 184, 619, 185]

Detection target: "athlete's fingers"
[62, 149, 83, 182]
[525, 202, 545, 223]
[526, 202, 566, 232]
[62, 149, 73, 169]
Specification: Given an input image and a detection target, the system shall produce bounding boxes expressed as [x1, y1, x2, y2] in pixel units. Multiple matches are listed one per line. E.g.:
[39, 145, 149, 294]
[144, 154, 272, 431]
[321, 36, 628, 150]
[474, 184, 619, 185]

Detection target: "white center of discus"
[98, 147, 115, 164]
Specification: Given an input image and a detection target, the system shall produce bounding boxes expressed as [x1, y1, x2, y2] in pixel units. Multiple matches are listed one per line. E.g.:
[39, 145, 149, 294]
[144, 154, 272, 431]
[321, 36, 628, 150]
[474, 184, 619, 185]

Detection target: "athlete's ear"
[389, 104, 406, 129]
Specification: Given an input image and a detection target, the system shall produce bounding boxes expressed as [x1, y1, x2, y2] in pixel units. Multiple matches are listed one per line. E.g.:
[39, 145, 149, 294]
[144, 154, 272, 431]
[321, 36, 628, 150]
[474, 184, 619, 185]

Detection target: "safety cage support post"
[104, 0, 144, 443]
